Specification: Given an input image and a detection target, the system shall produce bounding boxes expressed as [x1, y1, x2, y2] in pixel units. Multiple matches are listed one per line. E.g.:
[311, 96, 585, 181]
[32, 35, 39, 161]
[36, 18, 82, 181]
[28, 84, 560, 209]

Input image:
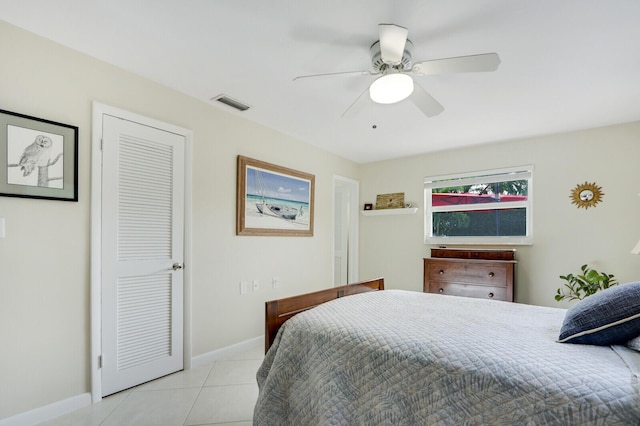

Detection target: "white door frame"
[332, 175, 359, 285]
[90, 102, 193, 403]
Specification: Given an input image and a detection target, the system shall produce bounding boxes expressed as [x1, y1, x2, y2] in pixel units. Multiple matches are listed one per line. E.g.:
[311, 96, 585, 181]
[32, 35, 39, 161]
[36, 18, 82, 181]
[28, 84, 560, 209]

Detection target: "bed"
[255, 279, 640, 425]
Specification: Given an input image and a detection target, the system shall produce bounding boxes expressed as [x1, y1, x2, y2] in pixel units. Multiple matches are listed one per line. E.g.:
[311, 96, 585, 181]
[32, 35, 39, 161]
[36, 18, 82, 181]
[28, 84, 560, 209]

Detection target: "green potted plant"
[555, 264, 618, 302]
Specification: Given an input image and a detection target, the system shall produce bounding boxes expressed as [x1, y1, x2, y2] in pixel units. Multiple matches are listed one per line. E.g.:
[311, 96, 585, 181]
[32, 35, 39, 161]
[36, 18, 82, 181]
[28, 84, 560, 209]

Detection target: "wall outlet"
[272, 276, 279, 288]
[240, 281, 248, 295]
[253, 280, 259, 292]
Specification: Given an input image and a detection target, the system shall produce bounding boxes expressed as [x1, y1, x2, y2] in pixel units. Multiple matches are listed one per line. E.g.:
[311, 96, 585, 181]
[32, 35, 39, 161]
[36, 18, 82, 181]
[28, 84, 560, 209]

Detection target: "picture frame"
[236, 155, 315, 236]
[364, 203, 373, 210]
[375, 192, 405, 210]
[0, 109, 78, 201]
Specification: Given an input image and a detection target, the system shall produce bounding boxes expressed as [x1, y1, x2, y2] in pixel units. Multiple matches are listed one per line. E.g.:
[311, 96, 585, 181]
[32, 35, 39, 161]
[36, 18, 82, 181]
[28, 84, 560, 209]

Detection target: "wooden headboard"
[264, 278, 385, 353]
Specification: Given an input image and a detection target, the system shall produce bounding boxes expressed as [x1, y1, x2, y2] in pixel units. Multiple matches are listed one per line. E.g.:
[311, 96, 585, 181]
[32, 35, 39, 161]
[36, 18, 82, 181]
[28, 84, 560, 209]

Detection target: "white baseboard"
[191, 335, 263, 368]
[0, 393, 91, 426]
[1, 336, 263, 426]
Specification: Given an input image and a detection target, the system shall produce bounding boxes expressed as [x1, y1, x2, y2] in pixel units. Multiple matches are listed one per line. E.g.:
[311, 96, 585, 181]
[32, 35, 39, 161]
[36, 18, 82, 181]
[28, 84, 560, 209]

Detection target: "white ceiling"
[2, 1, 640, 163]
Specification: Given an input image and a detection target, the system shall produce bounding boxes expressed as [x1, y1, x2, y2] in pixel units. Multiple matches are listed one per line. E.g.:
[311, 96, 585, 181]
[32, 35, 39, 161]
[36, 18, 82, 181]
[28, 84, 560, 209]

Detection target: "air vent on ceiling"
[211, 94, 250, 112]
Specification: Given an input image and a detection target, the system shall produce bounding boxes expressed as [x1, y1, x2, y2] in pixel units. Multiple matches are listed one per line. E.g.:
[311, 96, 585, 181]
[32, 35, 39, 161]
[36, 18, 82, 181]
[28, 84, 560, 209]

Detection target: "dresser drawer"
[428, 282, 509, 301]
[431, 248, 515, 260]
[423, 255, 516, 302]
[427, 261, 508, 287]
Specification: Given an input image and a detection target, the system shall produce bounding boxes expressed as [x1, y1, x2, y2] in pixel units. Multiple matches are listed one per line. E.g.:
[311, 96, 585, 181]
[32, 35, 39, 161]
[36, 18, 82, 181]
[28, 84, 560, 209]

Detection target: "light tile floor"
[40, 344, 264, 426]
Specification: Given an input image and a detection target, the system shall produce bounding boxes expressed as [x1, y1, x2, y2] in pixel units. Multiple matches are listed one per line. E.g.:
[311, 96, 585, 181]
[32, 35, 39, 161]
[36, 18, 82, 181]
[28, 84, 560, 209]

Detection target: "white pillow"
[627, 335, 640, 352]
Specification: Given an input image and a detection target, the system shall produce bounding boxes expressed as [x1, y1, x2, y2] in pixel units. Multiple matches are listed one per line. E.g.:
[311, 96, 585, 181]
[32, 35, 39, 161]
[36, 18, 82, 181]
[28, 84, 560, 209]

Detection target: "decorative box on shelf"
[424, 248, 516, 302]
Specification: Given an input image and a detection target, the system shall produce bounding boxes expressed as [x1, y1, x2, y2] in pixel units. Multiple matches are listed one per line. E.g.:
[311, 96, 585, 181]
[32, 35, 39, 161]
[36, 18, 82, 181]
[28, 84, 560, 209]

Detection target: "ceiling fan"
[294, 24, 501, 118]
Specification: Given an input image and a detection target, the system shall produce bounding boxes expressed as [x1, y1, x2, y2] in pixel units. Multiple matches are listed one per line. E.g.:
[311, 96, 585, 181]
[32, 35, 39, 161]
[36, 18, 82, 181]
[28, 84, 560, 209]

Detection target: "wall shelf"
[361, 207, 418, 216]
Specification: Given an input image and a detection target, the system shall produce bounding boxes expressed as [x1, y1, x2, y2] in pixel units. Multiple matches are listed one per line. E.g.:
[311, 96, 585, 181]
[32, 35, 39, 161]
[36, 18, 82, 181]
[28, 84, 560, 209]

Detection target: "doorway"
[333, 175, 359, 285]
[91, 103, 192, 401]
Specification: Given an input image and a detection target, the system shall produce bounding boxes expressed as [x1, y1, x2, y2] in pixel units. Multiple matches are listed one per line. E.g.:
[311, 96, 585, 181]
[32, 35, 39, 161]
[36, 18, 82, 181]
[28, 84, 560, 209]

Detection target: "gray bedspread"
[254, 290, 640, 425]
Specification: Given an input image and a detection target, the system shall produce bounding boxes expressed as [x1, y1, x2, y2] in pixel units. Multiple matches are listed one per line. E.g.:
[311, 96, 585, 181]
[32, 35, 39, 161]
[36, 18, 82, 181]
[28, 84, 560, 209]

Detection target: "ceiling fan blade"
[411, 53, 501, 75]
[409, 84, 444, 117]
[378, 24, 408, 65]
[341, 86, 372, 118]
[293, 70, 377, 81]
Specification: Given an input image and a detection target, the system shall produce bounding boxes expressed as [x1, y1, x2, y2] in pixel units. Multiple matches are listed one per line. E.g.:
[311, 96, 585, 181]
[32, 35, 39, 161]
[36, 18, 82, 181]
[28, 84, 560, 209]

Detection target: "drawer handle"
[439, 288, 444, 294]
[439, 270, 445, 275]
[488, 292, 494, 298]
[488, 272, 495, 278]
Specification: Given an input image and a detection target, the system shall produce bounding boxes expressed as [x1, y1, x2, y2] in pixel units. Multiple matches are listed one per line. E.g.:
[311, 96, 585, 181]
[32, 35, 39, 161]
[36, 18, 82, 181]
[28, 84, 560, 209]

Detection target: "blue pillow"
[558, 281, 640, 345]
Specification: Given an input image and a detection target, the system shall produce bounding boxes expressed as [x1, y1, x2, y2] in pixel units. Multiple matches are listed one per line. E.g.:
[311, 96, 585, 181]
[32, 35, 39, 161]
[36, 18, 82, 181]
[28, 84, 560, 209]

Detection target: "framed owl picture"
[0, 109, 78, 201]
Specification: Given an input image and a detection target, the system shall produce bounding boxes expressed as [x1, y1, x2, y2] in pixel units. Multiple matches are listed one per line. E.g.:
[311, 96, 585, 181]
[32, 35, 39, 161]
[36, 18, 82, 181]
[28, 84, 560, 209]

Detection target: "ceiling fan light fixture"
[369, 73, 414, 104]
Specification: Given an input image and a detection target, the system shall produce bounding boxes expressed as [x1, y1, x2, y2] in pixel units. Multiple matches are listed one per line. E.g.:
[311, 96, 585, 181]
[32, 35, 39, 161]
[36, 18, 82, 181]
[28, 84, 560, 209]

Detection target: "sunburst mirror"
[570, 181, 603, 209]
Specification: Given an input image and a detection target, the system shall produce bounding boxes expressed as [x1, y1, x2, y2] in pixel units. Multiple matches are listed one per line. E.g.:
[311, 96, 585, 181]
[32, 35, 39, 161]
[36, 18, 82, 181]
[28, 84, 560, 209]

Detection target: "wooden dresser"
[423, 248, 516, 302]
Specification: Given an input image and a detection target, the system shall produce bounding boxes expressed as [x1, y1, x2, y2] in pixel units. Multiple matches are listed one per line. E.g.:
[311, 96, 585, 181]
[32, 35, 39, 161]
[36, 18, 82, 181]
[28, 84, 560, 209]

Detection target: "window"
[424, 165, 533, 245]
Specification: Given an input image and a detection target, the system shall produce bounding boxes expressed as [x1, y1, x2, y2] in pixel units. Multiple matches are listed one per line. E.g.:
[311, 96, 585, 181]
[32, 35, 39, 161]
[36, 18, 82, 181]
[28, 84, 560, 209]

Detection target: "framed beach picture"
[0, 109, 78, 201]
[236, 155, 315, 236]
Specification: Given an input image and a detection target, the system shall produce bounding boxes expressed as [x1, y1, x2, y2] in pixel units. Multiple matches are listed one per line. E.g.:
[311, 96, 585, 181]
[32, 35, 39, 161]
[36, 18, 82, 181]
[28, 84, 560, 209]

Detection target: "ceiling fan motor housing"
[370, 39, 414, 72]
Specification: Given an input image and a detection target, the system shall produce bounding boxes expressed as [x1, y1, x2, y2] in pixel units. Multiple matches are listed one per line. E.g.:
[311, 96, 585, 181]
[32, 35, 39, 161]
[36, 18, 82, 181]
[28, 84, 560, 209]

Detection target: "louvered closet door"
[101, 115, 185, 396]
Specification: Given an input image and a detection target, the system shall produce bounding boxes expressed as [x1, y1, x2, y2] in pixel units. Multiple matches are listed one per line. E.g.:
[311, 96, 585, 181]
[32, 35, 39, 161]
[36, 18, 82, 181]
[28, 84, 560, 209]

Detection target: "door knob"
[172, 263, 184, 271]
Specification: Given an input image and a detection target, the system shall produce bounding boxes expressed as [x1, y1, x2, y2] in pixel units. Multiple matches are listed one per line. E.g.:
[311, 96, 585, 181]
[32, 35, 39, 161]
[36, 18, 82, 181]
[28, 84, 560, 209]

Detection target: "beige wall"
[0, 21, 358, 420]
[359, 123, 640, 306]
